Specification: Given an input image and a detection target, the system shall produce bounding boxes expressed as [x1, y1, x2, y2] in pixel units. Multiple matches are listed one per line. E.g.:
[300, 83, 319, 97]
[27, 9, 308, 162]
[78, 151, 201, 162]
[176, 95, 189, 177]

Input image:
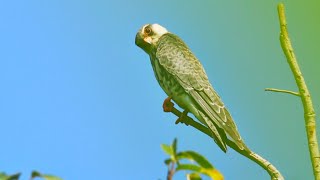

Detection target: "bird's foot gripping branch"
[162, 97, 190, 125]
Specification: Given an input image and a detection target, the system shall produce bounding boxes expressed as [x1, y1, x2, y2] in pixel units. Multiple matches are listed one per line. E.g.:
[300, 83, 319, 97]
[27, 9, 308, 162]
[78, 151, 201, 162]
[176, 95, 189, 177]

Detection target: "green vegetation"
[0, 171, 61, 180]
[161, 139, 223, 180]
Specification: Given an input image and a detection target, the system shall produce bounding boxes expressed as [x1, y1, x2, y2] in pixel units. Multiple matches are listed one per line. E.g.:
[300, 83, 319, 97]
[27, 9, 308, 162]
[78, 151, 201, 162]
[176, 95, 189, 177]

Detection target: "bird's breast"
[152, 58, 189, 109]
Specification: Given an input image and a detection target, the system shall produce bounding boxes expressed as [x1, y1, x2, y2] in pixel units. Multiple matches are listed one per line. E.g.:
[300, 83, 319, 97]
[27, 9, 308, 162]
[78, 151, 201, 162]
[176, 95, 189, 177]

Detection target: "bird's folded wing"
[156, 33, 245, 150]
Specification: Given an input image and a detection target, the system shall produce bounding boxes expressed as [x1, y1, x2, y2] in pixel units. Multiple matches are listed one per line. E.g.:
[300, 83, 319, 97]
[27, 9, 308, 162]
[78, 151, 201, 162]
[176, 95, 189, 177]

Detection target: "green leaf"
[164, 158, 173, 165]
[205, 169, 224, 180]
[176, 164, 202, 172]
[7, 173, 21, 180]
[41, 175, 63, 180]
[31, 171, 42, 178]
[172, 138, 177, 156]
[177, 164, 223, 180]
[187, 173, 202, 180]
[0, 172, 21, 180]
[31, 171, 62, 180]
[177, 151, 214, 169]
[161, 144, 173, 156]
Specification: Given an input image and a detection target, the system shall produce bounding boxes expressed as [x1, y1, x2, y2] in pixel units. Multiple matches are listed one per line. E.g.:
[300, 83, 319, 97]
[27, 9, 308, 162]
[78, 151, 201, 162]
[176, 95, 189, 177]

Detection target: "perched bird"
[135, 23, 247, 152]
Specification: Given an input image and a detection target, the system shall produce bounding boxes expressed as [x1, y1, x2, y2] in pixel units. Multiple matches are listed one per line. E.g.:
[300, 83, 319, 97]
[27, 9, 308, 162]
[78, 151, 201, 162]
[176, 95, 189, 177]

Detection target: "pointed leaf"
[177, 151, 213, 169]
[164, 158, 173, 165]
[6, 173, 21, 180]
[161, 144, 173, 156]
[176, 164, 202, 173]
[205, 169, 224, 180]
[41, 175, 63, 180]
[31, 171, 42, 178]
[172, 138, 177, 156]
[31, 171, 62, 180]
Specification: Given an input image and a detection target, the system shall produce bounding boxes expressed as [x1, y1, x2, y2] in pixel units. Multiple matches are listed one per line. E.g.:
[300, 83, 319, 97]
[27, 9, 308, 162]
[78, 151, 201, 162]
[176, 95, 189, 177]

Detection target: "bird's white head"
[135, 23, 168, 54]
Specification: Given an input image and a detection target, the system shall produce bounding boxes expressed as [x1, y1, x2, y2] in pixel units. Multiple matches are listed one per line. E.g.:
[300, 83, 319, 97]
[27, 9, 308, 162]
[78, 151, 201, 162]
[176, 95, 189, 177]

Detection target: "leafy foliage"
[0, 172, 20, 180]
[161, 139, 223, 180]
[0, 171, 61, 180]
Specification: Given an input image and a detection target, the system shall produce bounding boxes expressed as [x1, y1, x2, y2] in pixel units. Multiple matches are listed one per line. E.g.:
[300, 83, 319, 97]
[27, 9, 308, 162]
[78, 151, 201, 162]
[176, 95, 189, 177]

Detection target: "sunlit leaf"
[161, 144, 173, 156]
[177, 164, 224, 180]
[205, 169, 224, 180]
[177, 151, 214, 169]
[41, 175, 63, 180]
[176, 164, 202, 172]
[187, 173, 202, 180]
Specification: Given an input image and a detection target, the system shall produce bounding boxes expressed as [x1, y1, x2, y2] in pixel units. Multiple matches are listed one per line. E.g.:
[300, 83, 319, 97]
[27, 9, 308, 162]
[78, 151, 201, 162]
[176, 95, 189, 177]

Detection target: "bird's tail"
[223, 109, 249, 151]
[198, 111, 228, 153]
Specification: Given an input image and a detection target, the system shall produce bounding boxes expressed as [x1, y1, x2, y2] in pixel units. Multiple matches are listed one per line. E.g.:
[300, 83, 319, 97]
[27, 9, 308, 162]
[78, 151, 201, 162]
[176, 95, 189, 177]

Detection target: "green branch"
[277, 3, 320, 179]
[170, 107, 284, 180]
[265, 88, 300, 97]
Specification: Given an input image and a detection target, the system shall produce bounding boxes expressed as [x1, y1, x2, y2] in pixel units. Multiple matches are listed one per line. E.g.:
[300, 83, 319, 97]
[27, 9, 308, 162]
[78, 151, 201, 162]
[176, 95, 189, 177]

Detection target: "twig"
[167, 161, 175, 180]
[265, 88, 300, 97]
[170, 107, 284, 180]
[277, 3, 320, 179]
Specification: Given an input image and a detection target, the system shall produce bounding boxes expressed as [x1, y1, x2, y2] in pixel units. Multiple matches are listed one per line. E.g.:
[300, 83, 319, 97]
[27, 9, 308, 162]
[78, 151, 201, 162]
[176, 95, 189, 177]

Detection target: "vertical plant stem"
[278, 3, 320, 179]
[167, 162, 175, 180]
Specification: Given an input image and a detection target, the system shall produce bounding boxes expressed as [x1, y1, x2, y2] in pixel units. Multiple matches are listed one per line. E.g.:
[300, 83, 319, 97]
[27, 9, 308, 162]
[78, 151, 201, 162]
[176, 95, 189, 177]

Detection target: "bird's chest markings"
[153, 58, 183, 96]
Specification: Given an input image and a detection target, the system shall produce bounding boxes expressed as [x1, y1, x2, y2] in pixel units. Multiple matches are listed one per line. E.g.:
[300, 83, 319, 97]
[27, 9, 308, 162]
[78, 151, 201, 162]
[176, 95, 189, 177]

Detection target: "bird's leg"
[163, 96, 174, 112]
[162, 97, 189, 126]
[175, 110, 189, 126]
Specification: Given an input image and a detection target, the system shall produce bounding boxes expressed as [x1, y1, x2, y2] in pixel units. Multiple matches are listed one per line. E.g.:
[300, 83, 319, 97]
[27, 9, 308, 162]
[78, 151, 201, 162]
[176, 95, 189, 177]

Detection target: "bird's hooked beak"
[135, 30, 151, 54]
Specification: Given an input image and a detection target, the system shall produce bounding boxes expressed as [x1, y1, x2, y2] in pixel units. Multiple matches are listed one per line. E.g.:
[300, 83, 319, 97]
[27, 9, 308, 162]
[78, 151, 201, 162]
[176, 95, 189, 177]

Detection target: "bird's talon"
[175, 110, 188, 125]
[175, 118, 181, 124]
[163, 96, 174, 112]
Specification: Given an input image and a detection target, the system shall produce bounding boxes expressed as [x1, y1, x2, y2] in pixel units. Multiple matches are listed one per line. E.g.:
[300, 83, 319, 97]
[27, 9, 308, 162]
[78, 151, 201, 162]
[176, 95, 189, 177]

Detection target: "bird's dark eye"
[144, 26, 152, 35]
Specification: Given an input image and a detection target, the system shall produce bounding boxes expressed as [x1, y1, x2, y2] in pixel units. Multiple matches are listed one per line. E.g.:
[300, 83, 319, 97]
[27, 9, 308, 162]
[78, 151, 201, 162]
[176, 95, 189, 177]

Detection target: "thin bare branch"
[265, 88, 300, 97]
[167, 162, 175, 180]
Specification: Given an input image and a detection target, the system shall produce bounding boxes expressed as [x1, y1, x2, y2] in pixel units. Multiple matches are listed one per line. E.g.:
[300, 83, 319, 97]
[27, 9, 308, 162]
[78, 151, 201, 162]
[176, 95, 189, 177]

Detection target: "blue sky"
[1, 0, 320, 179]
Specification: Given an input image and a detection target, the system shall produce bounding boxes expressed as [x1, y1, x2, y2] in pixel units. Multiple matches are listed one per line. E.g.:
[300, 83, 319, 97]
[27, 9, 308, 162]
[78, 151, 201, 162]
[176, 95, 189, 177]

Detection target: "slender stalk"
[265, 88, 300, 97]
[277, 3, 320, 179]
[167, 162, 175, 180]
[170, 107, 284, 180]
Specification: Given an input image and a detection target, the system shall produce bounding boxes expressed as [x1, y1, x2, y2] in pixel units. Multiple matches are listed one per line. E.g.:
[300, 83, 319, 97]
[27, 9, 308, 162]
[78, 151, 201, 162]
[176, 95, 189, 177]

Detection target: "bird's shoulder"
[154, 33, 209, 90]
[155, 33, 193, 63]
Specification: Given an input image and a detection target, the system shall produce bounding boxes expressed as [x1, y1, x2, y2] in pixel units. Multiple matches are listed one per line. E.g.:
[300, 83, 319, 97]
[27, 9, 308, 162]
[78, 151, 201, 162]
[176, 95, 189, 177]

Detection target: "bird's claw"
[175, 110, 189, 126]
[163, 96, 174, 112]
[162, 97, 189, 126]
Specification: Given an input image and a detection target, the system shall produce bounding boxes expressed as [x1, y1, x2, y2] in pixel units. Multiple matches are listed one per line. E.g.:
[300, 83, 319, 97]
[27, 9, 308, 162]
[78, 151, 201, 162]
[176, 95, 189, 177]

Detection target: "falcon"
[135, 23, 247, 152]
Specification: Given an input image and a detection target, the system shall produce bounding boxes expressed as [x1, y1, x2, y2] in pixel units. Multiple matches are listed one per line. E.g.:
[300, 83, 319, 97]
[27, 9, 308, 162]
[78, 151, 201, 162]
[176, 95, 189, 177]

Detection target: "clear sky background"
[0, 0, 320, 179]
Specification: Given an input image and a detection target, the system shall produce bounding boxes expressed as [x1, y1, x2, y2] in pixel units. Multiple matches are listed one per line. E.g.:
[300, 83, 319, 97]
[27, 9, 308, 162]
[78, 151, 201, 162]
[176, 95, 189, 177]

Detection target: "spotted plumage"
[135, 24, 247, 152]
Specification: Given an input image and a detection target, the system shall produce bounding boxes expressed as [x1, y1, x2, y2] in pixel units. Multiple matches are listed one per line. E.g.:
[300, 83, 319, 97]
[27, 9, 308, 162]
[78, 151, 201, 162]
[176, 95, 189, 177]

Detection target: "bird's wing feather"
[155, 33, 245, 150]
